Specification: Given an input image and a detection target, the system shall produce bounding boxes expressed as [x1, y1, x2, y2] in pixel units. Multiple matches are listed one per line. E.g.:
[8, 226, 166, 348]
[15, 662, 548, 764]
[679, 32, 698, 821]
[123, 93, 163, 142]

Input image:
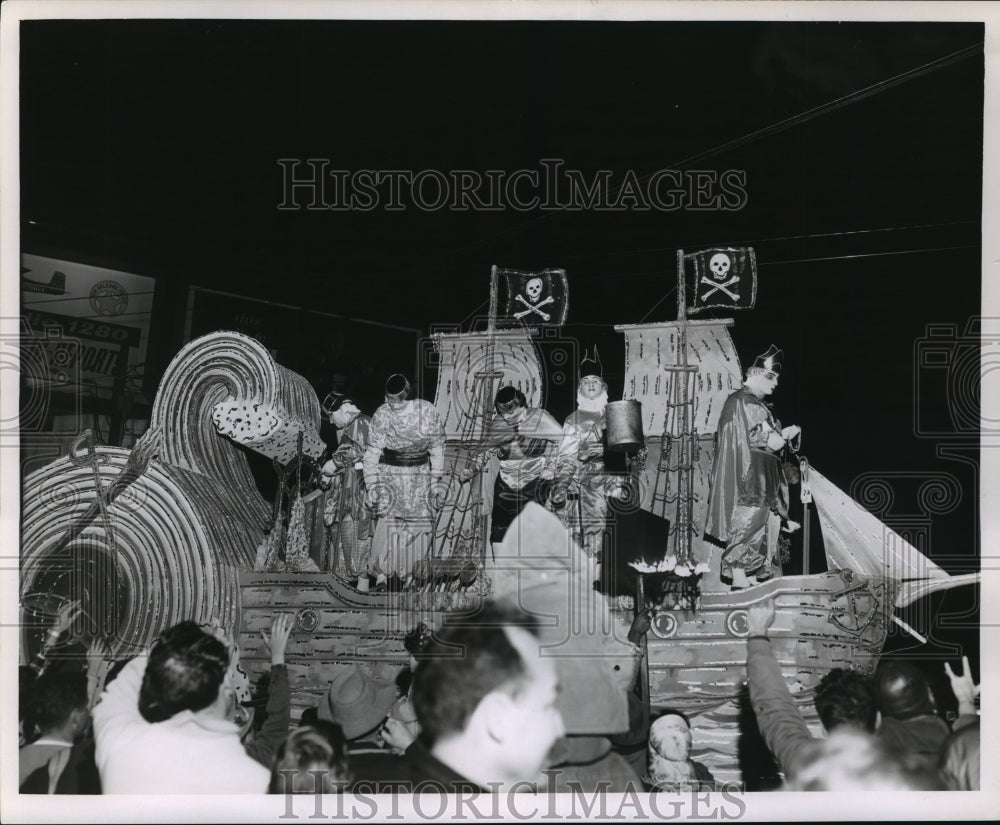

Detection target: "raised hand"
[748, 599, 776, 636]
[627, 608, 653, 645]
[944, 655, 979, 714]
[53, 599, 83, 636]
[86, 636, 110, 665]
[320, 460, 338, 488]
[766, 431, 786, 452]
[262, 612, 294, 666]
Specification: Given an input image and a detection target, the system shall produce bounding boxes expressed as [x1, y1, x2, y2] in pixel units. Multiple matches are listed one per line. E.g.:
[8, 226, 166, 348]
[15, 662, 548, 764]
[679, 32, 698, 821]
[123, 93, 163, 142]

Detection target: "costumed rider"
[551, 348, 621, 557]
[703, 345, 801, 589]
[362, 374, 446, 590]
[320, 392, 375, 591]
[465, 385, 563, 555]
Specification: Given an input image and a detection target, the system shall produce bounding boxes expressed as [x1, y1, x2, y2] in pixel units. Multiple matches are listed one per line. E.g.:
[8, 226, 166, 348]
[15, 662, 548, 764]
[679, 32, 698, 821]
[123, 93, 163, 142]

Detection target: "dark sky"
[18, 16, 984, 611]
[20, 20, 982, 322]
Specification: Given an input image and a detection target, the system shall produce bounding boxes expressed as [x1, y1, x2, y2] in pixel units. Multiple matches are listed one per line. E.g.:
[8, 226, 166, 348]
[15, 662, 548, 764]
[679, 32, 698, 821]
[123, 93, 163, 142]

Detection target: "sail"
[615, 319, 741, 437]
[432, 330, 543, 441]
[809, 468, 947, 580]
[613, 320, 740, 572]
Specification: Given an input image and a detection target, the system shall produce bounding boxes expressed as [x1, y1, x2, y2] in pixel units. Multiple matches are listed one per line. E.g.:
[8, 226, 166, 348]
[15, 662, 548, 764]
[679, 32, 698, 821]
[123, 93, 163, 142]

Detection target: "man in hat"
[362, 374, 446, 588]
[703, 345, 801, 588]
[467, 385, 563, 552]
[320, 392, 375, 589]
[553, 348, 619, 557]
[317, 663, 398, 759]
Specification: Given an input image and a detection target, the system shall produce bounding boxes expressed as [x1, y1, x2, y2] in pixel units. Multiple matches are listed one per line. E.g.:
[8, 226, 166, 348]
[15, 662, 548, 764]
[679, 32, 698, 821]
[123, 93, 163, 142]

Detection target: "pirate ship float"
[19, 255, 978, 782]
[606, 248, 978, 778]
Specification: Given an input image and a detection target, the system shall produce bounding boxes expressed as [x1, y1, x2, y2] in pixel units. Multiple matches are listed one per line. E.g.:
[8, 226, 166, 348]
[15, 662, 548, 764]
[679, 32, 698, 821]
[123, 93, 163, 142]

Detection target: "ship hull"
[634, 568, 897, 782]
[237, 572, 479, 720]
[237, 566, 895, 783]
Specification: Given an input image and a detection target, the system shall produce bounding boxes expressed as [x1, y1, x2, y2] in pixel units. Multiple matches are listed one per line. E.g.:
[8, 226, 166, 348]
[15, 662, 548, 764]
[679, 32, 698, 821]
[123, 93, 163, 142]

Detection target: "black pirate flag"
[685, 247, 757, 313]
[495, 267, 569, 327]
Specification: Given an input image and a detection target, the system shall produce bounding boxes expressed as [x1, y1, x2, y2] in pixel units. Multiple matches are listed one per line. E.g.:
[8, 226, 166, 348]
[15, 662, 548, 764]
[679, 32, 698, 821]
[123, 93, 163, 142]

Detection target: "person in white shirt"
[92, 621, 269, 794]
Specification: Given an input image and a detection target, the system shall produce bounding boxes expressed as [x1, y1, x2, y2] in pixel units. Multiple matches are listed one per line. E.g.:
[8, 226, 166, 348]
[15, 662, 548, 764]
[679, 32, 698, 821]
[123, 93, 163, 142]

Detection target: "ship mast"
[652, 250, 699, 577]
[430, 268, 505, 575]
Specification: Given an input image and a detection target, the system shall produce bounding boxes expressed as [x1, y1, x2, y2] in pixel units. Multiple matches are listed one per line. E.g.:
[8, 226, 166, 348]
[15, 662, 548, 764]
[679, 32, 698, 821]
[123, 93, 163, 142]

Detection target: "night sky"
[17, 16, 984, 671]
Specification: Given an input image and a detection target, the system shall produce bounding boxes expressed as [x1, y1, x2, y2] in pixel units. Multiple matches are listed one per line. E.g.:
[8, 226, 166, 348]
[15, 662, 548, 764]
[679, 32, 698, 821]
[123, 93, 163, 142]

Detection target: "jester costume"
[323, 412, 374, 576]
[363, 381, 445, 579]
[482, 405, 563, 544]
[703, 387, 790, 579]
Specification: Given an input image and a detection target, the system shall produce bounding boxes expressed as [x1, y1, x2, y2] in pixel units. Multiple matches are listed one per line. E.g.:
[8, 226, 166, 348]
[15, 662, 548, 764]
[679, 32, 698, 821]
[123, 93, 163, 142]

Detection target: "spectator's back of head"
[813, 668, 877, 733]
[138, 621, 230, 723]
[648, 710, 693, 760]
[411, 599, 564, 786]
[28, 671, 88, 736]
[412, 600, 540, 746]
[875, 661, 935, 720]
[785, 728, 946, 791]
[647, 709, 699, 787]
[269, 723, 351, 794]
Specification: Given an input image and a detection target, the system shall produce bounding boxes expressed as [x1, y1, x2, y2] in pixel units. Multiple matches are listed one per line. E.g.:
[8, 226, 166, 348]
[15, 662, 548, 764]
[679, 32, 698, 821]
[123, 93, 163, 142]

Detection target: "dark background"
[18, 19, 983, 676]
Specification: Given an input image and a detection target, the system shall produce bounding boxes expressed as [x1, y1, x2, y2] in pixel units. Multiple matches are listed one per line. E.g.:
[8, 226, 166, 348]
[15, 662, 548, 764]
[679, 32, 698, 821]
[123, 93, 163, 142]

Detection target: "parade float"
[19, 254, 978, 782]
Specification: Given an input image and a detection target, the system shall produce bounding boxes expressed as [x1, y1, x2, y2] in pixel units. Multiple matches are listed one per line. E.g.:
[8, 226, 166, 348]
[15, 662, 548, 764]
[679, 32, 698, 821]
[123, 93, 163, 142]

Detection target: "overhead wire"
[21, 41, 983, 314]
[633, 243, 979, 323]
[550, 219, 980, 266]
[372, 41, 983, 269]
[634, 42, 982, 181]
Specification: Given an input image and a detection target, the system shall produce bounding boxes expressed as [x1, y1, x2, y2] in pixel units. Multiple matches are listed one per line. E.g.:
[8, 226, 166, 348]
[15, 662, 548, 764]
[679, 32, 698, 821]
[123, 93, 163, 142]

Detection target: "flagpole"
[488, 264, 498, 334]
[676, 249, 687, 354]
[800, 456, 812, 575]
[673, 249, 696, 578]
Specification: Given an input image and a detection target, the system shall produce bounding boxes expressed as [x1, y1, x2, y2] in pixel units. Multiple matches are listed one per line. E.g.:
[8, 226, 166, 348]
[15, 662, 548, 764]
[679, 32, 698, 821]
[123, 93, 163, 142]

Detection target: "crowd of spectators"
[20, 595, 980, 797]
[746, 597, 980, 791]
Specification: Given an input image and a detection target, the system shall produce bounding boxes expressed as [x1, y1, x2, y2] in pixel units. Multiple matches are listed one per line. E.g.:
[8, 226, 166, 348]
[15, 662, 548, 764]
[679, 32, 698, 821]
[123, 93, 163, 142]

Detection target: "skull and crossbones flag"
[496, 267, 569, 327]
[685, 247, 757, 313]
